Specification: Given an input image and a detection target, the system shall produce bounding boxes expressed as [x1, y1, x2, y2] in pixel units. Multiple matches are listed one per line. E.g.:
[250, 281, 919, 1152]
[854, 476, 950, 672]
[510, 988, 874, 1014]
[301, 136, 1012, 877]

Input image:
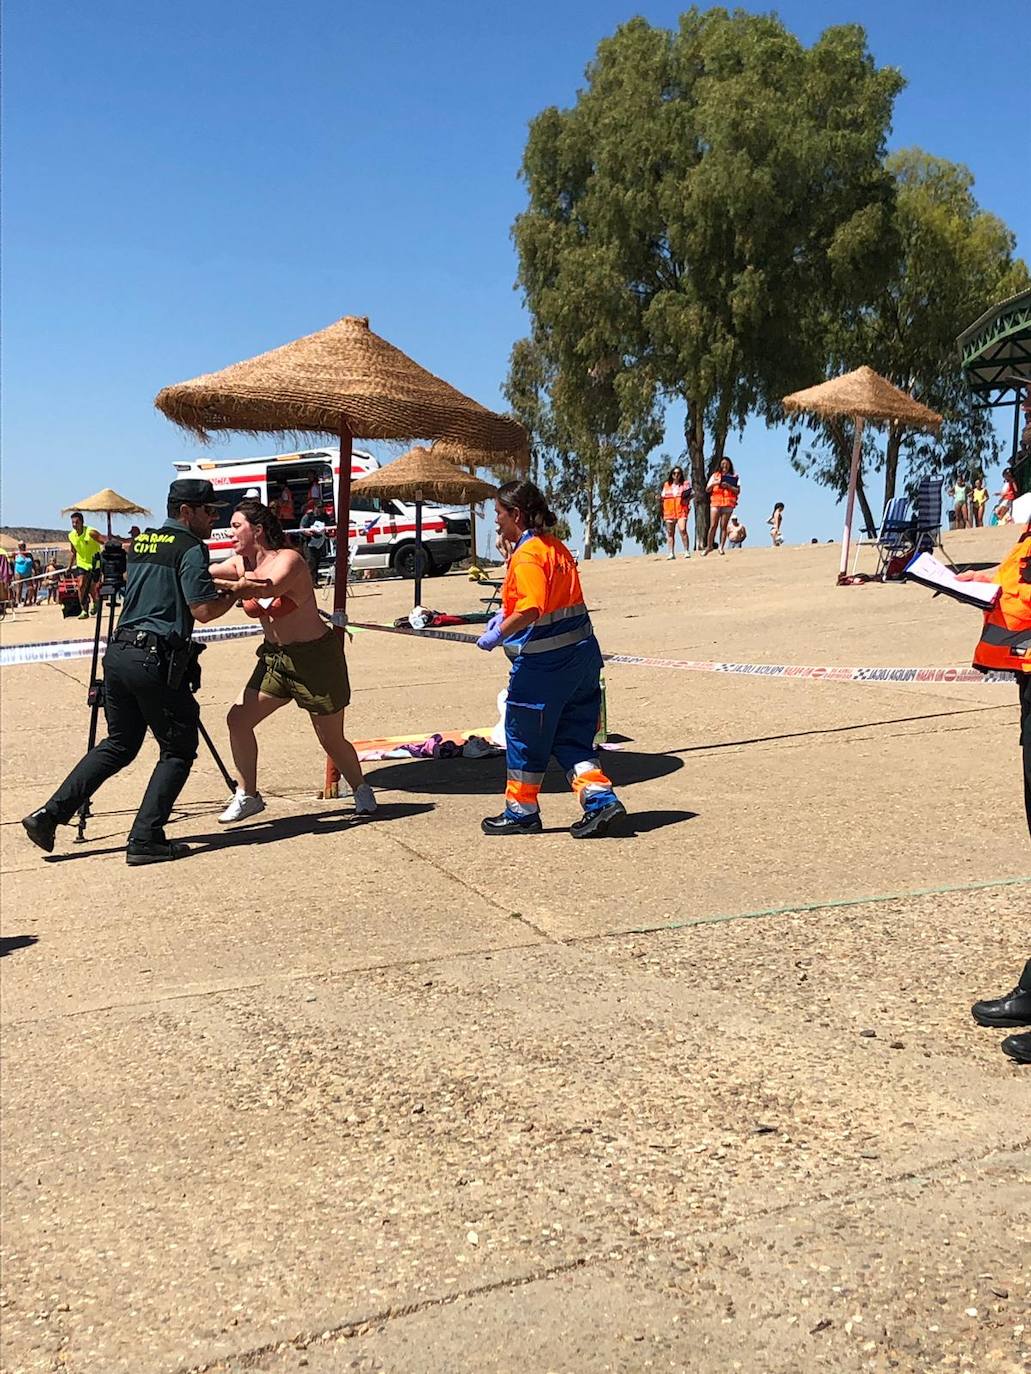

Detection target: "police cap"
[168, 478, 216, 508]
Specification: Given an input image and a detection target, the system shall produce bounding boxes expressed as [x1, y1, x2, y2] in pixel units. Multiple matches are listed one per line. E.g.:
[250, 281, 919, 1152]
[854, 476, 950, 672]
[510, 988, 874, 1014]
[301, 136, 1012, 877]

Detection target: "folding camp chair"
[873, 496, 913, 580]
[468, 564, 503, 612]
[912, 476, 954, 566]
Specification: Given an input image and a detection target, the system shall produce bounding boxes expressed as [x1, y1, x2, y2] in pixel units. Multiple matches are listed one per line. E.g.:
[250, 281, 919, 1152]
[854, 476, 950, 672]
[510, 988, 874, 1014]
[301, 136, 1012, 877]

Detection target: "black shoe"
[569, 800, 627, 839]
[481, 812, 543, 836]
[22, 808, 58, 854]
[972, 962, 1031, 1027]
[1001, 1031, 1031, 1064]
[126, 839, 190, 866]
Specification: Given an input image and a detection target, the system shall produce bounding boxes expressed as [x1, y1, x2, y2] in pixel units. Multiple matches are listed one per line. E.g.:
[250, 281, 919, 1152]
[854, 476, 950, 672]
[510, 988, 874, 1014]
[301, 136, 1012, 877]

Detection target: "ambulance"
[172, 447, 473, 577]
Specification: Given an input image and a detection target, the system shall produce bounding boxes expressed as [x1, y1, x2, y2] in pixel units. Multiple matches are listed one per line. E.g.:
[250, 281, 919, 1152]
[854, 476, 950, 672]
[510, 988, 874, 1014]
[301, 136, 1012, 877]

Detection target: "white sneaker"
[354, 783, 377, 815]
[218, 790, 265, 824]
[666, 553, 675, 561]
[683, 552, 691, 559]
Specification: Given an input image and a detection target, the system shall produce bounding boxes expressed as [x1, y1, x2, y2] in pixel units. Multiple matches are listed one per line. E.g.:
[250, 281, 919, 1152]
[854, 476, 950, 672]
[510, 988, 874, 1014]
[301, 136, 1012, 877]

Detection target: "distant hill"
[0, 526, 70, 549]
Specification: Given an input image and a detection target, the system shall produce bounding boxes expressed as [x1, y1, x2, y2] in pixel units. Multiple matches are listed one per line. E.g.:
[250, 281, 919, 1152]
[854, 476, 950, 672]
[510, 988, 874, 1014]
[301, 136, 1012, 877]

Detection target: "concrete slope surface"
[1, 533, 1027, 1373]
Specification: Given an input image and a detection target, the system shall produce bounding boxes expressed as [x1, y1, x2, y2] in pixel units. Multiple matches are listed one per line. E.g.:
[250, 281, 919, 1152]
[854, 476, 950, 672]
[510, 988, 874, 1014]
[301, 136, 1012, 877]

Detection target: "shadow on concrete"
[364, 750, 682, 797]
[0, 934, 39, 958]
[665, 703, 1009, 757]
[618, 808, 698, 835]
[43, 803, 435, 863]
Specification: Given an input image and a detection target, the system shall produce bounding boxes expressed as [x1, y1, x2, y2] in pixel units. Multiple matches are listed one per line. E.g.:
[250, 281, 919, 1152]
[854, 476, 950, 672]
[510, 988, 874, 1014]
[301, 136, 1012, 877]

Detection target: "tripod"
[74, 559, 236, 842]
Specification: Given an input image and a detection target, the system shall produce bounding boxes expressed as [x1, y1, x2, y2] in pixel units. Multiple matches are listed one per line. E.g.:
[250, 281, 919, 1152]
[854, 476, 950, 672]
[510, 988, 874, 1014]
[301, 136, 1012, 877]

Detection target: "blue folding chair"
[874, 496, 913, 580]
[912, 476, 953, 565]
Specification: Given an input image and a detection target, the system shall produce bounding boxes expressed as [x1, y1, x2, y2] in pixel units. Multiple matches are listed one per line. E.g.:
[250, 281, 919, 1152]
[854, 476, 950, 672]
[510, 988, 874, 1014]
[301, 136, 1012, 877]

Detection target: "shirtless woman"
[212, 499, 375, 822]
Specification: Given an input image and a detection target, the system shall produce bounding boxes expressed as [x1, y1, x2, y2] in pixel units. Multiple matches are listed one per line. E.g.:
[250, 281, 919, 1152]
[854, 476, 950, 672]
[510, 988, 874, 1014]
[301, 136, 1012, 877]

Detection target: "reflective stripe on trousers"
[505, 767, 545, 816]
[568, 758, 615, 800]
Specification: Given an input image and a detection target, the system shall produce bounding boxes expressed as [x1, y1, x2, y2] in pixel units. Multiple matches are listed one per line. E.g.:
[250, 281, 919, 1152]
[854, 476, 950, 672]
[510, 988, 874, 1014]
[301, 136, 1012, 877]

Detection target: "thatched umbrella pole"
[325, 417, 354, 799]
[414, 489, 425, 609]
[840, 417, 865, 579]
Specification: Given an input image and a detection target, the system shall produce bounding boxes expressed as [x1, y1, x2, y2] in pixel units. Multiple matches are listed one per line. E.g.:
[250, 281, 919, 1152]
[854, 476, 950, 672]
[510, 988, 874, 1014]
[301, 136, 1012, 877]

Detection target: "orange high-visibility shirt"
[502, 532, 593, 660]
[661, 482, 690, 520]
[972, 526, 1031, 674]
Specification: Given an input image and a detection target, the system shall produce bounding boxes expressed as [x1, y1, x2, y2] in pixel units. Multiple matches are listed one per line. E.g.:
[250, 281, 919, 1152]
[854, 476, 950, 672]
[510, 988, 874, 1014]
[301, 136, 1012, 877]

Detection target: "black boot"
[21, 808, 58, 854]
[481, 812, 543, 836]
[1001, 1031, 1031, 1065]
[126, 839, 190, 866]
[569, 799, 627, 839]
[971, 960, 1031, 1028]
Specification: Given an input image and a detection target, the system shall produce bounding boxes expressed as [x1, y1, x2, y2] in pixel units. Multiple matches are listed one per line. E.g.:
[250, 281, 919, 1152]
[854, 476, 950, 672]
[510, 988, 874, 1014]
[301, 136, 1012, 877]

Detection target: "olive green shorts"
[246, 630, 351, 716]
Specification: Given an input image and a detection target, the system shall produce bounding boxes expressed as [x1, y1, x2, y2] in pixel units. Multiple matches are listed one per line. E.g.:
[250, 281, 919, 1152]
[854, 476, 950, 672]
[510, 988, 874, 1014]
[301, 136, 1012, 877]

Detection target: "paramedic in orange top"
[659, 465, 692, 560]
[956, 493, 1031, 836]
[209, 499, 376, 824]
[476, 480, 626, 839]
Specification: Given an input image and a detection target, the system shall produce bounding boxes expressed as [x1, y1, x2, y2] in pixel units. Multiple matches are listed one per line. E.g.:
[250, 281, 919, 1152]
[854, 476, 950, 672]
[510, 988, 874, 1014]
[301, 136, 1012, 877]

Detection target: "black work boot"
[971, 960, 1031, 1028]
[22, 808, 59, 854]
[481, 812, 543, 836]
[569, 799, 627, 839]
[126, 839, 190, 866]
[1001, 1032, 1031, 1065]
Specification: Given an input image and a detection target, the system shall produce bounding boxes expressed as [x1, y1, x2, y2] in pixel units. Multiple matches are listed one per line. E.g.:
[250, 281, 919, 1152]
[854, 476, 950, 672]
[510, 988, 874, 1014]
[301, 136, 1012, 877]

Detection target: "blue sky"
[3, 0, 1026, 547]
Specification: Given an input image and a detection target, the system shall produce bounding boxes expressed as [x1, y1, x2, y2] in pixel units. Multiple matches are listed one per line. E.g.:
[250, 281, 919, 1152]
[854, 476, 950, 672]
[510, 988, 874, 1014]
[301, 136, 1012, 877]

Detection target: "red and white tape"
[0, 617, 1013, 685]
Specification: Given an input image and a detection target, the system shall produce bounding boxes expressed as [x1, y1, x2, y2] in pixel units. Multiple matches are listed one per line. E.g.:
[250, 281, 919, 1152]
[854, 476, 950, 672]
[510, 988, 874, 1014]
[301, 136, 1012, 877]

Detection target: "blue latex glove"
[477, 613, 505, 652]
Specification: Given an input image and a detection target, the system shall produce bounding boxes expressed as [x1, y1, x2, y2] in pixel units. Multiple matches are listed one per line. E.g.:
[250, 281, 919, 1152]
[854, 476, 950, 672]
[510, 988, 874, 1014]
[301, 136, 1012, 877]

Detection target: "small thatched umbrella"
[783, 366, 942, 583]
[430, 437, 530, 563]
[352, 447, 497, 608]
[62, 488, 151, 538]
[155, 313, 526, 795]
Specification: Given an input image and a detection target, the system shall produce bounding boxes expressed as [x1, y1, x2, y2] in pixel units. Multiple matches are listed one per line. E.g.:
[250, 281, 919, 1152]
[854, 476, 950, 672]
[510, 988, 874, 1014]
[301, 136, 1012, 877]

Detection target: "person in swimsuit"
[211, 499, 376, 822]
[971, 476, 988, 527]
[996, 468, 1017, 524]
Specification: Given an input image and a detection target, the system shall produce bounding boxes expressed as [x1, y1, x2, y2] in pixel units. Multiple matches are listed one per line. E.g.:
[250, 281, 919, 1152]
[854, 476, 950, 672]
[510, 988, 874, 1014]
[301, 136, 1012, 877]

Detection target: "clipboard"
[903, 552, 1000, 610]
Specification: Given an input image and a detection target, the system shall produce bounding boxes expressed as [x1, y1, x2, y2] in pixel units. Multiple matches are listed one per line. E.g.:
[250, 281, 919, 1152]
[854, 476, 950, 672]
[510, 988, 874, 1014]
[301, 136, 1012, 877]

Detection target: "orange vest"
[661, 482, 689, 520]
[972, 526, 1031, 674]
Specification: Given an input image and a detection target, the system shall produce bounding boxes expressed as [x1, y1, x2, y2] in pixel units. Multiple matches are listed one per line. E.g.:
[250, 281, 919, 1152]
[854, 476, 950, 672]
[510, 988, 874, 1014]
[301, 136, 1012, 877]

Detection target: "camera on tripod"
[96, 542, 127, 599]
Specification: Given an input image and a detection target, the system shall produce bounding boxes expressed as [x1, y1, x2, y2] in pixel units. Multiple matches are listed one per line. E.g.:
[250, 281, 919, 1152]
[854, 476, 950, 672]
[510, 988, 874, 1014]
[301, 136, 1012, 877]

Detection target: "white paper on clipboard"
[904, 553, 1001, 610]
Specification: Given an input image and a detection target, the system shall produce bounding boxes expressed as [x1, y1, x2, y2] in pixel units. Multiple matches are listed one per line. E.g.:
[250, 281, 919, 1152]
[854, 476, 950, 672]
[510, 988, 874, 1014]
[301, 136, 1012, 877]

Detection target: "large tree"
[511, 8, 903, 544]
[791, 148, 1030, 512]
[505, 333, 664, 557]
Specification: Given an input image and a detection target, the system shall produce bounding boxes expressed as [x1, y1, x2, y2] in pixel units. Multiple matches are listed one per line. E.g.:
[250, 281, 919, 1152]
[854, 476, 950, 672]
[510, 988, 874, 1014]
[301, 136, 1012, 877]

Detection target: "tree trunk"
[685, 402, 707, 548]
[583, 474, 594, 560]
[855, 469, 876, 538]
[882, 423, 902, 509]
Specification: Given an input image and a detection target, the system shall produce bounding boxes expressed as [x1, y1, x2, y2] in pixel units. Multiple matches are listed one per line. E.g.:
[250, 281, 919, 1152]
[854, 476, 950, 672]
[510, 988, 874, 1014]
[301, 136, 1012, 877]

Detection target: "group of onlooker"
[0, 541, 61, 609]
[952, 469, 1018, 528]
[659, 460, 785, 557]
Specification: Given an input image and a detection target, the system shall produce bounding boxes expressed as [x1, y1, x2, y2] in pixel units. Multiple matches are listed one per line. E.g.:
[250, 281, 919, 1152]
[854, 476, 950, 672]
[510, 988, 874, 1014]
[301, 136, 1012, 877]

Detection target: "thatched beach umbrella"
[352, 447, 497, 608]
[155, 314, 525, 796]
[62, 488, 152, 539]
[430, 437, 530, 563]
[783, 367, 941, 583]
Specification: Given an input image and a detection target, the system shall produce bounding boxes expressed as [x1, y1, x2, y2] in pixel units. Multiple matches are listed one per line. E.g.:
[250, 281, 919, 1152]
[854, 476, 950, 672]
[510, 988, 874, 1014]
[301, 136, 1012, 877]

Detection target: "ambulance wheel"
[427, 560, 450, 577]
[393, 542, 429, 580]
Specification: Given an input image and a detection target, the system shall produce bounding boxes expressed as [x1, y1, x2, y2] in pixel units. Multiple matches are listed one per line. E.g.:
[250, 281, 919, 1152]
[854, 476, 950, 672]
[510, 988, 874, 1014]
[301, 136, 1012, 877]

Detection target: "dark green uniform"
[44, 517, 222, 846]
[119, 521, 220, 641]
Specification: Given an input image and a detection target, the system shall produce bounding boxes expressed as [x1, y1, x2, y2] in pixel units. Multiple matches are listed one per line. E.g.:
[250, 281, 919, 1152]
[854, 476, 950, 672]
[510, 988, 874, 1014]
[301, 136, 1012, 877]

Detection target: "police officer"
[22, 479, 260, 865]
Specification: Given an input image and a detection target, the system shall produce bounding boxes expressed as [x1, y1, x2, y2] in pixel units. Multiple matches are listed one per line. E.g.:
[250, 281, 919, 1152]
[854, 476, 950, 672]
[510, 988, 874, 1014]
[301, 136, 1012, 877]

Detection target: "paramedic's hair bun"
[497, 480, 557, 531]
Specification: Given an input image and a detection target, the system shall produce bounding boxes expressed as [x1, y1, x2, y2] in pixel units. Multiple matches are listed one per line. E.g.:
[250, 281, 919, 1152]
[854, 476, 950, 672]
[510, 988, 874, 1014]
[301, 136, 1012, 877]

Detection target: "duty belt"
[112, 627, 171, 651]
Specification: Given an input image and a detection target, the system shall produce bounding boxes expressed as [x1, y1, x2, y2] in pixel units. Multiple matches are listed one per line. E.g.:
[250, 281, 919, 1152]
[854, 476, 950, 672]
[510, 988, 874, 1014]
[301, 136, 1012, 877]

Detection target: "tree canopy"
[790, 148, 1029, 514]
[510, 7, 904, 546]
